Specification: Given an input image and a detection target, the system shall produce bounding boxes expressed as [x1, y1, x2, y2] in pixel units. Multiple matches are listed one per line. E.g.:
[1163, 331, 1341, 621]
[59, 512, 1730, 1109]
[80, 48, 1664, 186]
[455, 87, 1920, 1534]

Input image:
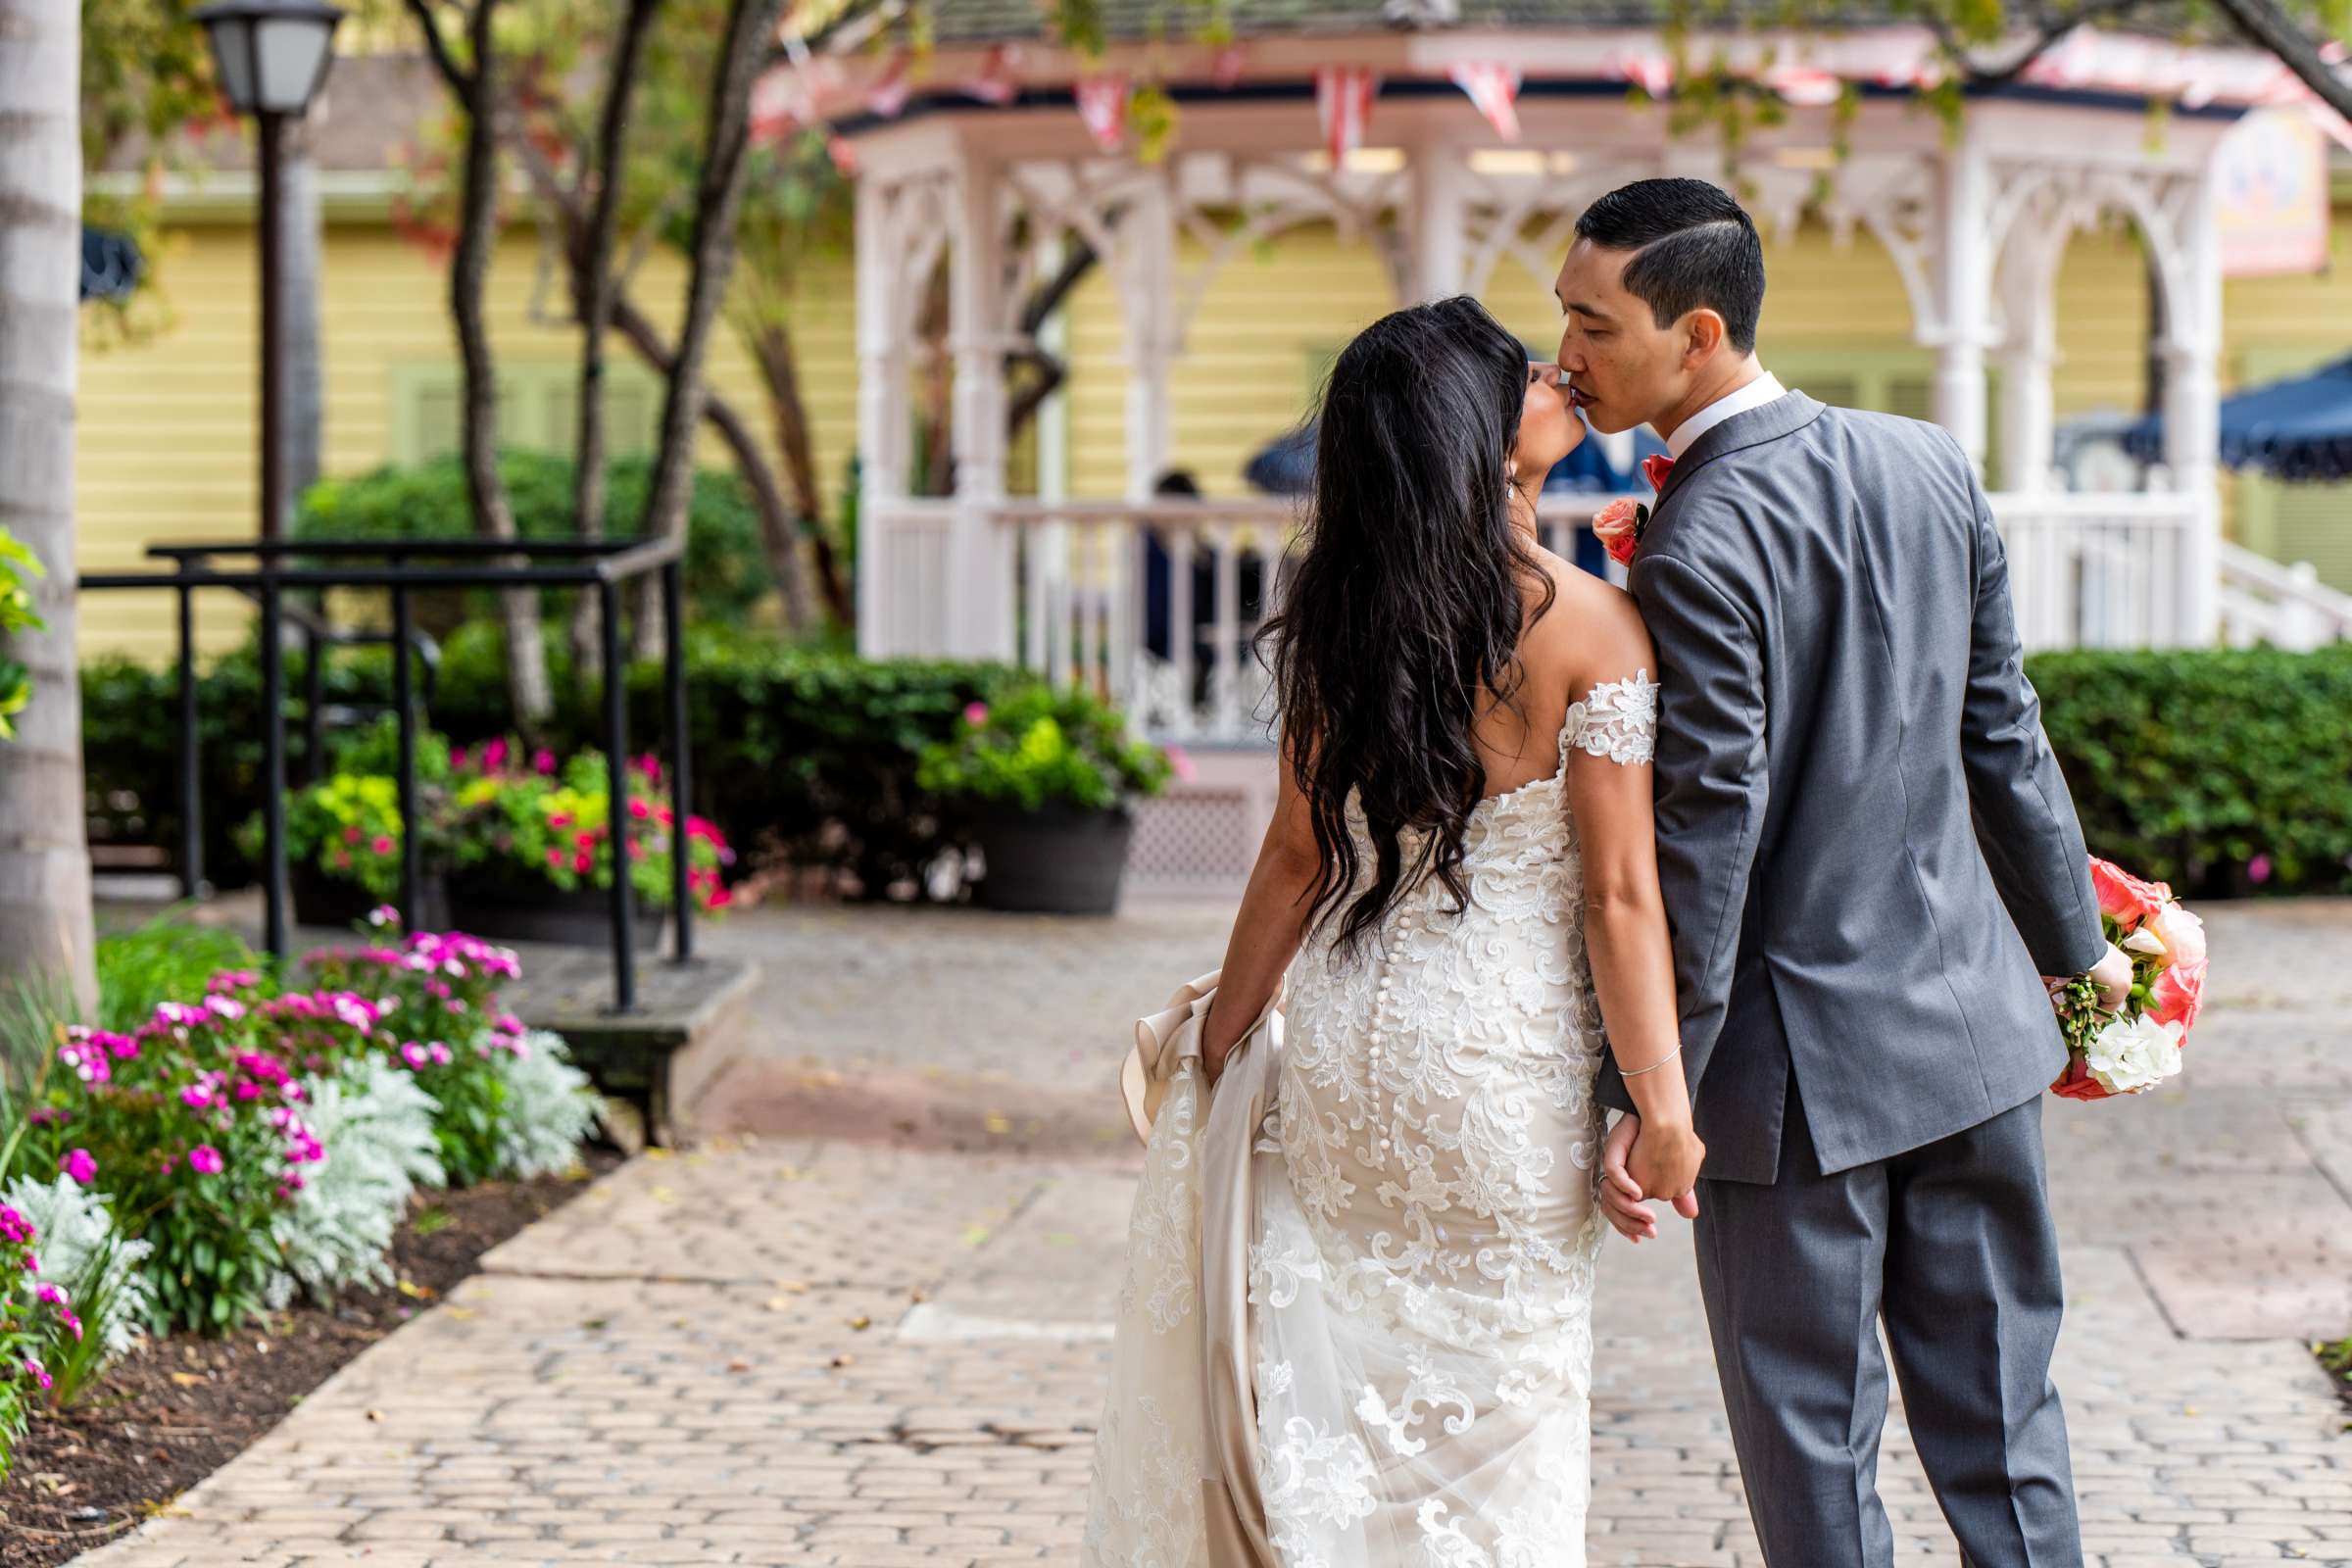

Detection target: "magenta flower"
[59, 1150, 96, 1185]
[964, 701, 989, 726]
[2249, 853, 2275, 885]
[23, 1356, 50, 1391]
[0, 1206, 31, 1246]
[533, 748, 557, 775]
[187, 1146, 224, 1176]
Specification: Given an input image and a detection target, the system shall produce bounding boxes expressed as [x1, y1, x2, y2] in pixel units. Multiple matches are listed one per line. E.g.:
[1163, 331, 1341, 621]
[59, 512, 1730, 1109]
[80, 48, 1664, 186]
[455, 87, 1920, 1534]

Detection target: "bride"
[1083, 295, 1702, 1566]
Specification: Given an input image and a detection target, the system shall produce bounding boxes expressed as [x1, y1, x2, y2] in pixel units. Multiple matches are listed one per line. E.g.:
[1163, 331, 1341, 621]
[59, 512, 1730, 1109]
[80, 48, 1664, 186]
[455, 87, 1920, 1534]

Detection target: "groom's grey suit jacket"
[1594, 392, 2110, 1184]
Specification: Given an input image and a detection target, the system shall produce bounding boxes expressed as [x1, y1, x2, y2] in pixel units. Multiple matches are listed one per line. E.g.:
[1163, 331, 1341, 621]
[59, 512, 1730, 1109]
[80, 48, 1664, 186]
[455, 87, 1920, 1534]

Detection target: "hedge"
[83, 626, 1014, 900]
[2031, 644, 2352, 898]
[83, 641, 2352, 902]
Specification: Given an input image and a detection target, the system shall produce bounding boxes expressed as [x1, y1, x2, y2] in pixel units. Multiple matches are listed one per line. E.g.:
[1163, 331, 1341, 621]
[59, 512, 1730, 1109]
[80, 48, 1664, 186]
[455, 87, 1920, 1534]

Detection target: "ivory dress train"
[1083, 673, 1661, 1568]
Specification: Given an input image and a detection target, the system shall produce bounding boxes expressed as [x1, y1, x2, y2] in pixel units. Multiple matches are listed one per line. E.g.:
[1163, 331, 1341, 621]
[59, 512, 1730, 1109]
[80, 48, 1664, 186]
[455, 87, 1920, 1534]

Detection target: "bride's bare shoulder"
[1527, 555, 1652, 688]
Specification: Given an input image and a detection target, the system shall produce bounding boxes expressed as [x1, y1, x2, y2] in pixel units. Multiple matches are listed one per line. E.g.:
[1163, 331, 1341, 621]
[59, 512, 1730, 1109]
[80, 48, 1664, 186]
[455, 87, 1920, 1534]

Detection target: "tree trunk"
[441, 0, 553, 728]
[509, 127, 818, 641]
[0, 0, 99, 1011]
[630, 0, 787, 660]
[744, 318, 839, 625]
[565, 0, 663, 677]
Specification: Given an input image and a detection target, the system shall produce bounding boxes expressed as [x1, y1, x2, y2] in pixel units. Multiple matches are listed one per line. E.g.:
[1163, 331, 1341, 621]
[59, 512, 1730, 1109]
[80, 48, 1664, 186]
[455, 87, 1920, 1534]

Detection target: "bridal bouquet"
[2047, 857, 2208, 1102]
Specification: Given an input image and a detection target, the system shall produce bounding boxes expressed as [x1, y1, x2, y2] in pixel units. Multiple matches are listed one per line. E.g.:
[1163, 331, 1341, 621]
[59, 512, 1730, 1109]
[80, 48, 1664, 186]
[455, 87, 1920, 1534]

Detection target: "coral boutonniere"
[1592, 498, 1648, 567]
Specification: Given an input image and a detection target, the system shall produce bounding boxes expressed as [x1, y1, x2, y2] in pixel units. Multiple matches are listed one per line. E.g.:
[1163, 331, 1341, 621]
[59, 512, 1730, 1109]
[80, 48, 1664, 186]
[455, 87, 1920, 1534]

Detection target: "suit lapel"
[1652, 391, 1828, 514]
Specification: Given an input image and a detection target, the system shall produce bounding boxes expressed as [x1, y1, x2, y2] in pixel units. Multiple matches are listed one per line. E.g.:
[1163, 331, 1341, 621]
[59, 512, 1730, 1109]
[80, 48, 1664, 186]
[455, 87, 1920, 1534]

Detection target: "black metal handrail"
[78, 533, 696, 1013]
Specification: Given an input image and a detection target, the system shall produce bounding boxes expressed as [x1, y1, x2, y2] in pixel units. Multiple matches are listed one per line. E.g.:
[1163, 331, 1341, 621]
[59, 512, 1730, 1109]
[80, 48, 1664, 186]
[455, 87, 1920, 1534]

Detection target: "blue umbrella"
[2124, 354, 2352, 482]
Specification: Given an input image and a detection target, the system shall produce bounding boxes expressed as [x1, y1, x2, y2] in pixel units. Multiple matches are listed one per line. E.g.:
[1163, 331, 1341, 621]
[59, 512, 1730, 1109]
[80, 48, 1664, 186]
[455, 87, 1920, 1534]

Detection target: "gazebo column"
[2161, 167, 2225, 644]
[1931, 142, 1993, 473]
[947, 154, 1016, 659]
[855, 173, 912, 656]
[1117, 172, 1181, 704]
[1996, 218, 2064, 492]
[1408, 143, 1468, 302]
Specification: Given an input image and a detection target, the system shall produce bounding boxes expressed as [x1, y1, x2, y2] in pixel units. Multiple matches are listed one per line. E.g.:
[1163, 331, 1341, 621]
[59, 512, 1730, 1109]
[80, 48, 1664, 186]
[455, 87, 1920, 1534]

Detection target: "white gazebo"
[779, 15, 2352, 886]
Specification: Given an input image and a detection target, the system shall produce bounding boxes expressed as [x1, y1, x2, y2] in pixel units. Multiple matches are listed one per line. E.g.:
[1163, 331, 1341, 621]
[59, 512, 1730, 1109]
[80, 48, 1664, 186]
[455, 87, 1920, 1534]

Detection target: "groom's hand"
[1600, 1113, 1702, 1243]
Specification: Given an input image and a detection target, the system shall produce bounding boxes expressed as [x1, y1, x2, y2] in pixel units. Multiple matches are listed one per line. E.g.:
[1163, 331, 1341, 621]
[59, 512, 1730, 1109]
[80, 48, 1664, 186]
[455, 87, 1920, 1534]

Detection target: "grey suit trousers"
[1694, 1077, 2083, 1568]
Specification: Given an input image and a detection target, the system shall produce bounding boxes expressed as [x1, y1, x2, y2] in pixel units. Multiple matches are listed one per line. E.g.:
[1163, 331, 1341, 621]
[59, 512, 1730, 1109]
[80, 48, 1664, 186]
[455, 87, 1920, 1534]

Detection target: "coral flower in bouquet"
[2048, 856, 2208, 1102]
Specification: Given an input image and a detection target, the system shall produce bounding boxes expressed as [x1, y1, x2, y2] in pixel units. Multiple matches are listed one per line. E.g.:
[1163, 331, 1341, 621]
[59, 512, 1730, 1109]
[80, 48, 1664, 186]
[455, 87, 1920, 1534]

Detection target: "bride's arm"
[1564, 596, 1702, 1205]
[1200, 737, 1323, 1083]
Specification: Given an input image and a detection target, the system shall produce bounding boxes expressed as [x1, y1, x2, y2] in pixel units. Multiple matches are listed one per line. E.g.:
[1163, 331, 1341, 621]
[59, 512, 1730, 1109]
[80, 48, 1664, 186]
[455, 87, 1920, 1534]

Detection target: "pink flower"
[187, 1145, 223, 1176]
[573, 852, 593, 874]
[547, 848, 565, 868]
[2248, 853, 2275, 885]
[2147, 955, 2208, 1033]
[0, 1207, 31, 1246]
[549, 810, 572, 829]
[484, 738, 509, 771]
[23, 1356, 49, 1392]
[59, 1150, 95, 1185]
[1592, 498, 1646, 567]
[1164, 745, 1198, 785]
[533, 748, 557, 775]
[963, 702, 990, 727]
[2087, 857, 2171, 933]
[2143, 903, 2207, 971]
[628, 798, 652, 820]
[343, 825, 363, 845]
[371, 835, 395, 856]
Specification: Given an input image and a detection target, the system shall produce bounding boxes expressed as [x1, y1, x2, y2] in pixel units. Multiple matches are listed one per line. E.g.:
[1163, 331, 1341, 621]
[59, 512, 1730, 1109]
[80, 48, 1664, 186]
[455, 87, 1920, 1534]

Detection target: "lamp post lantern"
[194, 0, 341, 957]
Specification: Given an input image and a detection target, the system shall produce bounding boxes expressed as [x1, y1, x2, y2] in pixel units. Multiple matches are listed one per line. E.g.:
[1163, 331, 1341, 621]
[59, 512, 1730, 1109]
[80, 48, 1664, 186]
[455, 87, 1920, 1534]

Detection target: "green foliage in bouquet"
[915, 683, 1172, 812]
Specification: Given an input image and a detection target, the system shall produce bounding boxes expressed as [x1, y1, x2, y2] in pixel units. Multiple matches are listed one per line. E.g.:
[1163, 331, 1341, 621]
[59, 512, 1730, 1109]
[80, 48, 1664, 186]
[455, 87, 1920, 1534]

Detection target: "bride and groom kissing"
[1084, 175, 2136, 1567]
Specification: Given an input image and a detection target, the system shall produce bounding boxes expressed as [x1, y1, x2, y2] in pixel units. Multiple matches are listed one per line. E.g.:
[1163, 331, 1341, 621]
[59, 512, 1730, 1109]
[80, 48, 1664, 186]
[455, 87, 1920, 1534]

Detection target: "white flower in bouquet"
[2082, 1013, 2185, 1096]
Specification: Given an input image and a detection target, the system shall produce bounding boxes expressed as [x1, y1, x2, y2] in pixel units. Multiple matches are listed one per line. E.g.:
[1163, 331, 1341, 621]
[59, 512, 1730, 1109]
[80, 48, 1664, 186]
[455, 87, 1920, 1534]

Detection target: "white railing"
[1987, 489, 2202, 652]
[863, 491, 2244, 742]
[2218, 543, 2352, 651]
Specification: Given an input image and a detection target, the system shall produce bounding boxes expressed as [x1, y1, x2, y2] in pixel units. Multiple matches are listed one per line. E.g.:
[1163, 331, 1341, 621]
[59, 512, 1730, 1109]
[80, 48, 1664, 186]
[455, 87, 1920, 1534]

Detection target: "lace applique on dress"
[1563, 669, 1659, 766]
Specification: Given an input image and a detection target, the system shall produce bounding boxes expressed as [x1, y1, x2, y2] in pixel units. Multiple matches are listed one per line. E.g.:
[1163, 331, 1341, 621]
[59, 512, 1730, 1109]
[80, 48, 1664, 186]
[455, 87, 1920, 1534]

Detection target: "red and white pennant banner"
[1316, 67, 1378, 164]
[1446, 62, 1521, 141]
[1075, 74, 1131, 152]
[962, 44, 1022, 106]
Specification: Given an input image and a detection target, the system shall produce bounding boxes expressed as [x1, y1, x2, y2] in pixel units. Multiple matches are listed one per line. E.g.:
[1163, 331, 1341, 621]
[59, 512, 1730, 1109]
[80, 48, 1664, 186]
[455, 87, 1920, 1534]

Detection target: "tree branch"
[401, 0, 474, 98]
[2204, 0, 2352, 121]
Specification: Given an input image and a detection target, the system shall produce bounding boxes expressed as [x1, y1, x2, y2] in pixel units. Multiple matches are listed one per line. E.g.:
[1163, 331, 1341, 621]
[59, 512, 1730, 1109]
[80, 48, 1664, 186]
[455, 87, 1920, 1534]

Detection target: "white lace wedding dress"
[1083, 673, 1660, 1568]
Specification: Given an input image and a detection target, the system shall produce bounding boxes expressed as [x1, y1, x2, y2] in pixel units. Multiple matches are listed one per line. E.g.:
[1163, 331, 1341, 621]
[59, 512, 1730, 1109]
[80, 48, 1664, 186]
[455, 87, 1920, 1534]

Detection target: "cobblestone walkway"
[75, 900, 2352, 1567]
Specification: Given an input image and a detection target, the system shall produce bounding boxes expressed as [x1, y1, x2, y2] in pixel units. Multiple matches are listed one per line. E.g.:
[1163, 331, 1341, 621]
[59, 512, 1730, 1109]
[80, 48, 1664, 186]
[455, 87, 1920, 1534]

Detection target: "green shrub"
[916, 683, 1172, 811]
[85, 629, 1017, 900]
[2030, 645, 2352, 898]
[295, 450, 771, 625]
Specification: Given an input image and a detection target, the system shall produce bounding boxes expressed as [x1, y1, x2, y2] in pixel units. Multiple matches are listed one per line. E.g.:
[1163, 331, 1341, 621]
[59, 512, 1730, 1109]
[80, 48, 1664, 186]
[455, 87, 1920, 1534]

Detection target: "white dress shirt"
[1664, 370, 1788, 460]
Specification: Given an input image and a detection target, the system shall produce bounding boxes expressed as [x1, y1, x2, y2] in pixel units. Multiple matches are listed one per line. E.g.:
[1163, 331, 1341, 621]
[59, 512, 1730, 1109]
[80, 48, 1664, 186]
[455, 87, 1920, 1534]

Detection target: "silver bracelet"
[1619, 1046, 1683, 1079]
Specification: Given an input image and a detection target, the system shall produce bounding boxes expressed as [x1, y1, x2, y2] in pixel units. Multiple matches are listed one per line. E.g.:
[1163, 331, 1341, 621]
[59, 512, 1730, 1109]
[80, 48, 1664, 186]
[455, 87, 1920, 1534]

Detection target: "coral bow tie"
[1641, 453, 1676, 493]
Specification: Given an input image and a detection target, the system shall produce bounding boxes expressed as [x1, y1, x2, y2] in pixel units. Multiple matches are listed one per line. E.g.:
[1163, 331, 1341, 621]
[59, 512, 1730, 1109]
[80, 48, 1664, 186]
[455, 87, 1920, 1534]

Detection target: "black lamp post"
[195, 0, 341, 956]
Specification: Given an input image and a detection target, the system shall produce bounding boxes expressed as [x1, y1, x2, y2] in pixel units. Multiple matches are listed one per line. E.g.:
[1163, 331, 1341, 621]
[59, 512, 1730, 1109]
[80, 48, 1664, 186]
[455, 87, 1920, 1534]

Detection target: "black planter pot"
[290, 860, 450, 934]
[970, 803, 1134, 914]
[443, 868, 663, 950]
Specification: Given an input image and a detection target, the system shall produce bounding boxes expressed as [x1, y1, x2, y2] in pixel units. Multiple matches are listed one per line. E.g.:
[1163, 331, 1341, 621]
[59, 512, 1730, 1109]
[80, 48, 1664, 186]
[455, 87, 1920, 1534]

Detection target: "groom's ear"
[1682, 308, 1729, 368]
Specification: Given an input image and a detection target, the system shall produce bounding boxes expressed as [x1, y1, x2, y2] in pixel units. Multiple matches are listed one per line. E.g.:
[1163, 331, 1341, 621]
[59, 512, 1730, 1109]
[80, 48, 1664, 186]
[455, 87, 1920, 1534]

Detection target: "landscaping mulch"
[0, 1149, 622, 1568]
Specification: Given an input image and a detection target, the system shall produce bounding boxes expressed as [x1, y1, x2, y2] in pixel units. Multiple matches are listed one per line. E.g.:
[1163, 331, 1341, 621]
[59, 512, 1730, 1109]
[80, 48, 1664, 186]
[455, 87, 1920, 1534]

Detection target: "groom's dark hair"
[1576, 178, 1765, 355]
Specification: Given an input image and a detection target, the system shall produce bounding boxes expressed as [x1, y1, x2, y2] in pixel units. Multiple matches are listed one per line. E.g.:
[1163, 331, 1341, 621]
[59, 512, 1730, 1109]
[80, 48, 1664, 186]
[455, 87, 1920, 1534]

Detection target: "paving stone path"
[74, 899, 2352, 1567]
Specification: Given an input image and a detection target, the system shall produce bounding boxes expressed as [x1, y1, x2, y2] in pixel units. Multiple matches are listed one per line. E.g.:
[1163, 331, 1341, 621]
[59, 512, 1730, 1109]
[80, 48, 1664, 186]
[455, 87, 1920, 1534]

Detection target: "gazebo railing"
[2219, 543, 2352, 651]
[864, 488, 2220, 741]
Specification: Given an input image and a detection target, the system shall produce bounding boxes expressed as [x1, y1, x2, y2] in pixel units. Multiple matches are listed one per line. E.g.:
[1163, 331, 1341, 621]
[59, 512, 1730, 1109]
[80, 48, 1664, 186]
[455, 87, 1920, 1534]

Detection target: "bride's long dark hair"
[1259, 295, 1556, 956]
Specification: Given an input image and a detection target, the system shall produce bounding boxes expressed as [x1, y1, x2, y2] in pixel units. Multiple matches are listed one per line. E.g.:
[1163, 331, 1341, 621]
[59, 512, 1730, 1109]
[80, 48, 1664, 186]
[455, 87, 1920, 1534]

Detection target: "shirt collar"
[1664, 370, 1788, 461]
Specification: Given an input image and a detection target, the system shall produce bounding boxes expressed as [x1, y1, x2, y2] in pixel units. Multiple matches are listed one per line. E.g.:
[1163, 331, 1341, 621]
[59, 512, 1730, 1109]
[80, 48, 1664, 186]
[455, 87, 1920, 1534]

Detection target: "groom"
[1559, 178, 2133, 1568]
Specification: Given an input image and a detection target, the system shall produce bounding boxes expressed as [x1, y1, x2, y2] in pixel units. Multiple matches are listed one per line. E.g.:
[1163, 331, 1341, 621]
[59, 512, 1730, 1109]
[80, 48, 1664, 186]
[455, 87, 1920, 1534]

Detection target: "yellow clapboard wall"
[74, 202, 2350, 656]
[76, 222, 858, 661]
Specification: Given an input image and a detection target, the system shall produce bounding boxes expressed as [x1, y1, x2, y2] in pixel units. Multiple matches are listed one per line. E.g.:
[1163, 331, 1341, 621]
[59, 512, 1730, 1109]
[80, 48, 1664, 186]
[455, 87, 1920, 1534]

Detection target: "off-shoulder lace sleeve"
[1563, 670, 1659, 766]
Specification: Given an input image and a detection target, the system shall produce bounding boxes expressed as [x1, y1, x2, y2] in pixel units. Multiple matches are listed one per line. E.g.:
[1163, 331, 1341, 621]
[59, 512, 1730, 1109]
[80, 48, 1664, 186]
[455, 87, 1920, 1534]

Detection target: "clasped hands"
[1597, 1111, 1704, 1245]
